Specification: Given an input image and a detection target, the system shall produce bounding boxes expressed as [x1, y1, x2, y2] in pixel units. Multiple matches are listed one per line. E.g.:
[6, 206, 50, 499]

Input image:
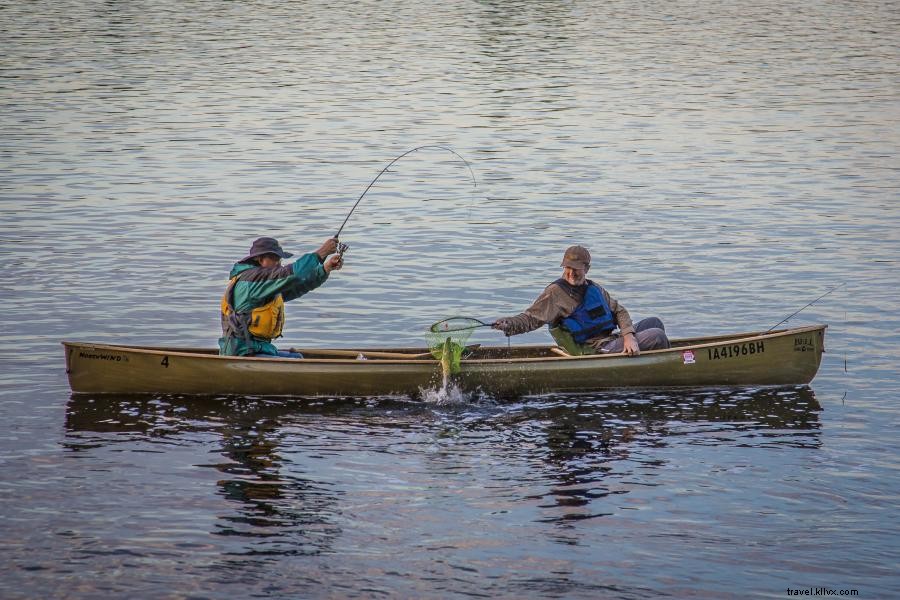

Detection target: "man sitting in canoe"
[492, 245, 670, 356]
[219, 236, 343, 357]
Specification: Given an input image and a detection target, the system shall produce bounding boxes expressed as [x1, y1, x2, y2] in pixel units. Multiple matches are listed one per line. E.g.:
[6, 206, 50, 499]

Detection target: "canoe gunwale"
[63, 324, 827, 395]
[61, 324, 827, 365]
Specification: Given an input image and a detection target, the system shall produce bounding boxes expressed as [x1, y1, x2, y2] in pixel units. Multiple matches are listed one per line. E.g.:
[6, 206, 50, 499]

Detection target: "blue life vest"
[557, 280, 617, 343]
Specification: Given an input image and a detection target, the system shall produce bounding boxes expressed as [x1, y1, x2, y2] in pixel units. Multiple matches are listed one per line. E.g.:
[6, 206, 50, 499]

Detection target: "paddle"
[290, 348, 433, 359]
[288, 345, 482, 360]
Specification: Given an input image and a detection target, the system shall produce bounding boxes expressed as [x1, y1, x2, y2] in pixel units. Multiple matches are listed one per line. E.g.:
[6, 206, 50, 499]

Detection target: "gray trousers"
[598, 317, 670, 353]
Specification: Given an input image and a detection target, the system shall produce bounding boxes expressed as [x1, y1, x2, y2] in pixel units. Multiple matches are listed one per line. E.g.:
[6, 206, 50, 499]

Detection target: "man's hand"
[622, 332, 640, 356]
[316, 238, 339, 261]
[492, 318, 513, 336]
[324, 255, 343, 273]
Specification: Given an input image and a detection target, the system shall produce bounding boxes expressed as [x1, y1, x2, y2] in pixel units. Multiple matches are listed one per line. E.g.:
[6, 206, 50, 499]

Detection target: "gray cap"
[560, 245, 591, 270]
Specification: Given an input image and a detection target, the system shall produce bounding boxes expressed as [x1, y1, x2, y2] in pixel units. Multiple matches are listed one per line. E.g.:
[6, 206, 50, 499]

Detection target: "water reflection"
[65, 386, 822, 448]
[64, 386, 822, 546]
[64, 396, 352, 558]
[212, 416, 342, 558]
[529, 385, 823, 453]
[505, 387, 823, 525]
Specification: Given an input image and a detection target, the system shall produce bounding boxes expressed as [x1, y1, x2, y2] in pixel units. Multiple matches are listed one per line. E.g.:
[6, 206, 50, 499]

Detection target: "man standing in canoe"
[492, 245, 670, 356]
[219, 236, 343, 357]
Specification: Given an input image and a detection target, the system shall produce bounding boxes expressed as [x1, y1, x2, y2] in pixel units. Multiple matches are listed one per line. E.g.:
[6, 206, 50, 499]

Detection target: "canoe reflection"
[530, 385, 823, 457]
[509, 386, 823, 522]
[64, 386, 822, 551]
[211, 417, 341, 558]
[64, 395, 353, 558]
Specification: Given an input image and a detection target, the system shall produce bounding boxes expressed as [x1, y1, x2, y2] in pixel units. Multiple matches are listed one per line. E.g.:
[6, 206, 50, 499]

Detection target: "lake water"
[1, 0, 898, 597]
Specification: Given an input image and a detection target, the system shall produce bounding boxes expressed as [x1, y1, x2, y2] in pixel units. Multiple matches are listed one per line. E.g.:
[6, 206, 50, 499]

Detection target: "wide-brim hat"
[560, 245, 591, 270]
[240, 237, 293, 263]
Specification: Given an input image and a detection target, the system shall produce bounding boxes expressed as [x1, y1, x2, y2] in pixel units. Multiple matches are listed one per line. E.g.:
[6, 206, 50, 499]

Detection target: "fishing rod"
[766, 282, 845, 332]
[333, 145, 478, 242]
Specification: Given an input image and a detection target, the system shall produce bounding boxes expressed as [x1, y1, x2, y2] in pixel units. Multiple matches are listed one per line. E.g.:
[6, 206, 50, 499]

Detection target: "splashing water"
[420, 381, 467, 405]
[423, 320, 475, 404]
[420, 358, 466, 405]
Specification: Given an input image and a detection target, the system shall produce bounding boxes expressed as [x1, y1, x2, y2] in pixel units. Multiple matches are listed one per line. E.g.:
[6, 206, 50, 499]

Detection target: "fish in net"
[427, 325, 473, 377]
[427, 317, 499, 377]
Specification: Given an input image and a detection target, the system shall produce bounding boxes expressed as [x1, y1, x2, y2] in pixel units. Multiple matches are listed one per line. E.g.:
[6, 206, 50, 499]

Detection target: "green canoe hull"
[63, 325, 826, 397]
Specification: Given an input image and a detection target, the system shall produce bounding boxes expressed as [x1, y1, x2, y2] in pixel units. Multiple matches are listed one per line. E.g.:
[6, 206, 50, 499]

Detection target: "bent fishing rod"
[766, 282, 845, 332]
[333, 145, 478, 247]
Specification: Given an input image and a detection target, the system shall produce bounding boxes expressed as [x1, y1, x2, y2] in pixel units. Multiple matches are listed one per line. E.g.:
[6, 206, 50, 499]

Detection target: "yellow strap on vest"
[221, 276, 285, 341]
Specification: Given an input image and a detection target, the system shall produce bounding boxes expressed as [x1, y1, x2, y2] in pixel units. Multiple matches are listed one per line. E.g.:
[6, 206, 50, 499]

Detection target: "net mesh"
[427, 320, 476, 375]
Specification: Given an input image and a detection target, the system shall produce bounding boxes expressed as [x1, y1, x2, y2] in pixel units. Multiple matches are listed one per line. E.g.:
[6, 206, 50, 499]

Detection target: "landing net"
[429, 317, 489, 334]
[427, 320, 476, 376]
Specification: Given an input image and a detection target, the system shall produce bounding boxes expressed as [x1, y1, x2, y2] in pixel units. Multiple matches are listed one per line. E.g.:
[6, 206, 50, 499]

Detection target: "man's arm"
[494, 284, 576, 336]
[603, 289, 640, 356]
[281, 253, 329, 301]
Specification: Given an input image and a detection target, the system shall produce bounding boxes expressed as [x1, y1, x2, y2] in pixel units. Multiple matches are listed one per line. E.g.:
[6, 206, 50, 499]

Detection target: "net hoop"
[429, 316, 491, 333]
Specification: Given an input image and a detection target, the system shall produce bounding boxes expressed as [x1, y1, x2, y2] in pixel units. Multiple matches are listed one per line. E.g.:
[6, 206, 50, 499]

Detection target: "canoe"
[62, 324, 826, 397]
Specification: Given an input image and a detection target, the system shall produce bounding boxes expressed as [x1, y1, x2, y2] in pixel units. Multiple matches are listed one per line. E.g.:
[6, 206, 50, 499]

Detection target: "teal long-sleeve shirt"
[218, 252, 328, 356]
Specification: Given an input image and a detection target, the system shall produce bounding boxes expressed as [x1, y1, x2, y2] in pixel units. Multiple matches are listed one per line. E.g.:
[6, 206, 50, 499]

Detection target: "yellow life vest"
[220, 277, 285, 341]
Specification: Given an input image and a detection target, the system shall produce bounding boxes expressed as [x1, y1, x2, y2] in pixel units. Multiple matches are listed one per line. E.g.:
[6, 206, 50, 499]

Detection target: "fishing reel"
[337, 242, 349, 257]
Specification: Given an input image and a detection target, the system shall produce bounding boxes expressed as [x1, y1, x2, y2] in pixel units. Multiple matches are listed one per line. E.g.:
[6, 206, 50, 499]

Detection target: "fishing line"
[334, 145, 478, 240]
[765, 282, 845, 332]
[843, 308, 848, 373]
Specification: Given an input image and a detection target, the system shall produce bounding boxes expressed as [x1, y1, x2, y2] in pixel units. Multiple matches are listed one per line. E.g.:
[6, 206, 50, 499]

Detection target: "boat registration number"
[707, 341, 765, 360]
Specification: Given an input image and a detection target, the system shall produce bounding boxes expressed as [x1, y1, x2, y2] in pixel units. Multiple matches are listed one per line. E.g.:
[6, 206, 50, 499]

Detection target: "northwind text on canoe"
[707, 341, 764, 360]
[79, 351, 128, 362]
